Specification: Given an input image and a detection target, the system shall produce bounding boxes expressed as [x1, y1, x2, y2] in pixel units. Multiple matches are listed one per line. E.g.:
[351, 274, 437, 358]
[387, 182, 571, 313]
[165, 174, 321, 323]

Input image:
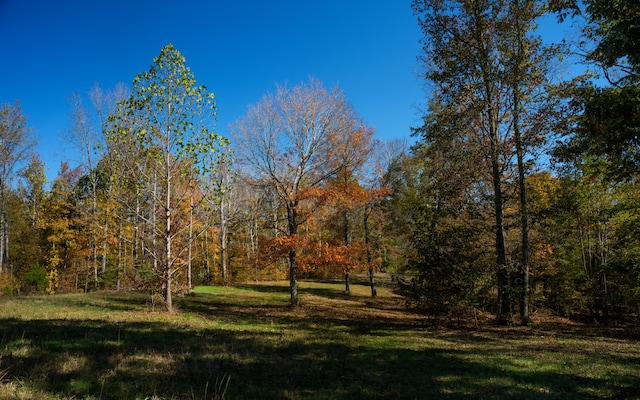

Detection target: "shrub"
[25, 263, 48, 293]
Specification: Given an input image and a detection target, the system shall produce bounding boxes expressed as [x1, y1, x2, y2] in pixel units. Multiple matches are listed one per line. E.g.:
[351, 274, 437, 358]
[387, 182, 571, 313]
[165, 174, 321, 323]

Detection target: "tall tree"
[42, 162, 82, 293]
[505, 0, 561, 324]
[205, 145, 236, 285]
[413, 0, 513, 324]
[66, 92, 102, 289]
[364, 139, 406, 297]
[12, 155, 47, 286]
[19, 154, 47, 230]
[413, 0, 560, 324]
[232, 78, 371, 306]
[554, 0, 640, 180]
[108, 44, 226, 311]
[324, 125, 375, 293]
[0, 101, 36, 274]
[66, 84, 128, 289]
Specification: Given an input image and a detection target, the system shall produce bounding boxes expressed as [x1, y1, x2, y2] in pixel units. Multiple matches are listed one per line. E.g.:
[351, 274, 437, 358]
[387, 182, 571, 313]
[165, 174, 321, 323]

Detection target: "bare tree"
[0, 101, 36, 274]
[232, 78, 370, 306]
[66, 84, 128, 289]
[204, 145, 237, 284]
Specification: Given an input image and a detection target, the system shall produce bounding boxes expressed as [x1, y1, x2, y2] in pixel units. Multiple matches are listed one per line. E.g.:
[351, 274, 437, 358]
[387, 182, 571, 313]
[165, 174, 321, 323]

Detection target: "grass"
[0, 278, 639, 399]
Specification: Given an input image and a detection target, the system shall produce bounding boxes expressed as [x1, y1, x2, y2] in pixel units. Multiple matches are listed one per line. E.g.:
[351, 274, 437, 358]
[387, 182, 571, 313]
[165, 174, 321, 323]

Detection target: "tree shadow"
[2, 289, 639, 399]
[1, 315, 637, 399]
[233, 284, 290, 294]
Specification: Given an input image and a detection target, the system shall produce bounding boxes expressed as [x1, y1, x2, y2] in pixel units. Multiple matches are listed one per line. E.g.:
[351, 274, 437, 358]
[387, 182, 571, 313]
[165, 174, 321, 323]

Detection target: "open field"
[0, 278, 639, 399]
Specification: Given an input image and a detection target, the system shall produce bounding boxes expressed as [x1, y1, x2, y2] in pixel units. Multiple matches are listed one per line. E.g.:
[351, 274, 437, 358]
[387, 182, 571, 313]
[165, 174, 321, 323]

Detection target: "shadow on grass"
[55, 292, 151, 313]
[1, 314, 638, 400]
[2, 287, 640, 399]
[231, 281, 389, 308]
[233, 284, 290, 294]
[181, 285, 420, 337]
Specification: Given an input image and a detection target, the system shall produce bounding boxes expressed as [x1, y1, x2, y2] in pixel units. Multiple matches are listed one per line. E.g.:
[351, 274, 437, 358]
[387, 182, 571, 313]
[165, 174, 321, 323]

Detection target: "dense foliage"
[0, 0, 639, 323]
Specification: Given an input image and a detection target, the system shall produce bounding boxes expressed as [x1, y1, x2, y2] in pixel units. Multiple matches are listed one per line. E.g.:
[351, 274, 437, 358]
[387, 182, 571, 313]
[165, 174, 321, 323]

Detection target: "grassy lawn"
[0, 278, 639, 399]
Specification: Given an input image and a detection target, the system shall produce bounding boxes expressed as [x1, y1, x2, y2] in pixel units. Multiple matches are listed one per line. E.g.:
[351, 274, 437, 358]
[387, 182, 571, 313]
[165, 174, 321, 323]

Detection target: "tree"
[386, 129, 492, 319]
[548, 1, 640, 319]
[0, 101, 36, 274]
[556, 84, 640, 180]
[583, 0, 640, 80]
[232, 78, 371, 306]
[108, 44, 226, 311]
[321, 124, 375, 293]
[504, 0, 564, 325]
[204, 145, 237, 285]
[66, 84, 128, 290]
[364, 139, 407, 297]
[413, 0, 562, 324]
[554, 0, 640, 180]
[13, 155, 48, 286]
[322, 172, 366, 293]
[413, 0, 514, 324]
[42, 162, 82, 293]
[19, 154, 47, 230]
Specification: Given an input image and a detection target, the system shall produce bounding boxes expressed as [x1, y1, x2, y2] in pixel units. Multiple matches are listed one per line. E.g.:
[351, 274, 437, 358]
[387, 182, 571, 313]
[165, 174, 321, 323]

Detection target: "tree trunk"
[101, 202, 109, 281]
[343, 209, 350, 293]
[364, 205, 377, 297]
[187, 188, 193, 290]
[152, 169, 158, 272]
[510, 0, 530, 326]
[514, 89, 530, 326]
[204, 228, 211, 280]
[117, 216, 123, 292]
[489, 111, 510, 326]
[220, 197, 228, 284]
[0, 182, 6, 274]
[134, 192, 140, 275]
[287, 202, 299, 306]
[164, 168, 173, 312]
[92, 183, 99, 290]
[289, 248, 298, 306]
[344, 272, 350, 294]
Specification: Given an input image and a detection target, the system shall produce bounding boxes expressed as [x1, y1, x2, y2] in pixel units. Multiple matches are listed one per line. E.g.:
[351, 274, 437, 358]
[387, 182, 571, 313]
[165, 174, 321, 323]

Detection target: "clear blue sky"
[0, 0, 425, 182]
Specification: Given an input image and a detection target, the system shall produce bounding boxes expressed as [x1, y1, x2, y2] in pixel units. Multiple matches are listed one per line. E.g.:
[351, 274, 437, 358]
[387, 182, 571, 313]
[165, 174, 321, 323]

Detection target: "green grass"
[0, 279, 638, 399]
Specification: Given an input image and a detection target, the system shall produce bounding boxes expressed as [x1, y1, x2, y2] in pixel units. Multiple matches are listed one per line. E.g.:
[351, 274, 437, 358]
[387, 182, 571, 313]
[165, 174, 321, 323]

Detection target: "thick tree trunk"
[344, 272, 350, 294]
[289, 249, 298, 306]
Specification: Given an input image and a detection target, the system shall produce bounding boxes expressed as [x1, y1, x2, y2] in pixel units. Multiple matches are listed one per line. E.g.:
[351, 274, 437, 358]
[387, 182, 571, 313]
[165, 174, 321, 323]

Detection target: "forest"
[0, 0, 639, 327]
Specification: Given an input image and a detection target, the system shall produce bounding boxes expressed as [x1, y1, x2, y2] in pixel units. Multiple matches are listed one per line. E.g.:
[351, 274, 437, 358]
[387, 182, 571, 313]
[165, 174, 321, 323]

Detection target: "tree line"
[0, 0, 638, 323]
[0, 46, 393, 312]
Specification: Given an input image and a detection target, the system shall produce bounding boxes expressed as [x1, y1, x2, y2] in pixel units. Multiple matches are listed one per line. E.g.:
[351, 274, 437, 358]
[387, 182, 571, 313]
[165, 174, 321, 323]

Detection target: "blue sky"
[1, 1, 579, 183]
[0, 0, 425, 182]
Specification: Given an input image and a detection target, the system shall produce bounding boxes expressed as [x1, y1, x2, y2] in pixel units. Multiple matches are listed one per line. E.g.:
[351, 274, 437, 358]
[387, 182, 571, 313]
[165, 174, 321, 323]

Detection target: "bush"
[25, 263, 48, 293]
[0, 273, 18, 296]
